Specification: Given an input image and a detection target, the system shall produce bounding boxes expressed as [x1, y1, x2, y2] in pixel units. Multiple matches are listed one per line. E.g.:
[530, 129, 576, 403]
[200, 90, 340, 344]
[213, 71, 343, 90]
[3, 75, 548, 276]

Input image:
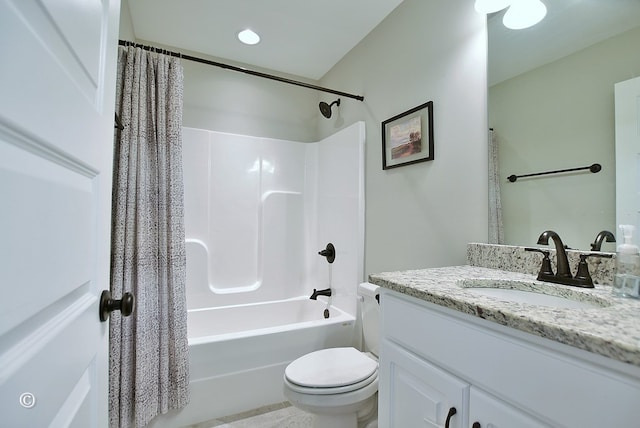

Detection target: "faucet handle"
[574, 254, 594, 287]
[574, 253, 613, 287]
[525, 247, 554, 277]
[318, 243, 335, 263]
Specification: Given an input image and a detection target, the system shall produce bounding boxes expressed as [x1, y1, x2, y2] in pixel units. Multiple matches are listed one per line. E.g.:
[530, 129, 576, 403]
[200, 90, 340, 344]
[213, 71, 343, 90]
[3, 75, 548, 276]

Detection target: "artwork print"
[382, 101, 434, 170]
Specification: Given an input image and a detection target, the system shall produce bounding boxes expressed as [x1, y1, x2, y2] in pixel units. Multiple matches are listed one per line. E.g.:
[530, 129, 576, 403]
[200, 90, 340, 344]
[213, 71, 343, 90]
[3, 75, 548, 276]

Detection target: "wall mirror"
[488, 0, 640, 251]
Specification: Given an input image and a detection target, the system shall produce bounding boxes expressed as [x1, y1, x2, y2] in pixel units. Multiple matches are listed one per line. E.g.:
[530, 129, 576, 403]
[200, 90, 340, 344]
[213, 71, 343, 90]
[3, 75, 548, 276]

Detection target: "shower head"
[319, 99, 340, 118]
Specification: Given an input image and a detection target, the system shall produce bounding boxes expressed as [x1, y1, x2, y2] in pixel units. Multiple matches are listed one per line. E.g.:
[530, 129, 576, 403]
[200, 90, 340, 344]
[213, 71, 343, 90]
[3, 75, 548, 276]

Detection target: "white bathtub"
[149, 297, 356, 427]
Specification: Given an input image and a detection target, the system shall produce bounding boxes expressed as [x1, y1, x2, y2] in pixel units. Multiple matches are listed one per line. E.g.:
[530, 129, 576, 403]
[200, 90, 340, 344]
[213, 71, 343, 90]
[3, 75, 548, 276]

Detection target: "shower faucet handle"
[318, 243, 335, 263]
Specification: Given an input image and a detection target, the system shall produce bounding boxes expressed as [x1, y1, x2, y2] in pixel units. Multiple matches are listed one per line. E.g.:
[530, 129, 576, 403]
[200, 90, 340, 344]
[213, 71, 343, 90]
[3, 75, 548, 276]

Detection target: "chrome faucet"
[590, 230, 616, 251]
[537, 230, 572, 279]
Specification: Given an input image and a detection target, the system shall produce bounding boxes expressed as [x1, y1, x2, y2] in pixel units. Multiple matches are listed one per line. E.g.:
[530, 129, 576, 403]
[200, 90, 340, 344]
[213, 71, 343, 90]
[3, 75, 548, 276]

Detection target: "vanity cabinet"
[378, 289, 640, 428]
[382, 341, 468, 427]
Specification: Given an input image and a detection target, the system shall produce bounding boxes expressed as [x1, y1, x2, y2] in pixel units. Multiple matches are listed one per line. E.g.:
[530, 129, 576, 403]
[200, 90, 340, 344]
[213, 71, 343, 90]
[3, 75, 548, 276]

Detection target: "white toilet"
[283, 282, 380, 428]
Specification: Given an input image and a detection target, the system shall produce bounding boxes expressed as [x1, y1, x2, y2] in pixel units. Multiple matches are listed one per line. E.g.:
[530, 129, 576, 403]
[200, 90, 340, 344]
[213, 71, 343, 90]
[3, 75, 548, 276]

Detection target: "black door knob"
[99, 290, 135, 322]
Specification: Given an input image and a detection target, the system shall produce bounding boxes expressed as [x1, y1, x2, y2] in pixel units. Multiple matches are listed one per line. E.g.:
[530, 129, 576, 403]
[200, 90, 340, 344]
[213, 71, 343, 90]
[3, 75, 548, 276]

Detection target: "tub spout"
[309, 288, 332, 300]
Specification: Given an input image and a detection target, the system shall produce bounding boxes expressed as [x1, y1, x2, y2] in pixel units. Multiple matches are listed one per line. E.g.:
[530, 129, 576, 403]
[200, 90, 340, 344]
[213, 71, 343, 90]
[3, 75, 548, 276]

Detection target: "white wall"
[489, 26, 640, 249]
[118, 0, 134, 41]
[319, 0, 489, 276]
[180, 59, 320, 142]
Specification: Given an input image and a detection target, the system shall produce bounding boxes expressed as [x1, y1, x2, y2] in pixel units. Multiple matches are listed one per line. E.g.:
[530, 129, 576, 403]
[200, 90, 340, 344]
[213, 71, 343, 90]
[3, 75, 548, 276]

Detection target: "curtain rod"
[118, 40, 364, 101]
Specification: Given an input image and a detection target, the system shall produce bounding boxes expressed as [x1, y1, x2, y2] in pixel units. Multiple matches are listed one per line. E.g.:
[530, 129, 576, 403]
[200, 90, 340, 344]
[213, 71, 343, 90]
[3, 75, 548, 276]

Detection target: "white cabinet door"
[0, 0, 120, 426]
[468, 387, 552, 428]
[379, 340, 469, 428]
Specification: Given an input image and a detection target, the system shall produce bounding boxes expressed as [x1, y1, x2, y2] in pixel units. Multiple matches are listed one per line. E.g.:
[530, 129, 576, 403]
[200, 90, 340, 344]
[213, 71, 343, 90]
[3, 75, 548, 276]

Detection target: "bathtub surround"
[182, 122, 365, 317]
[111, 46, 190, 428]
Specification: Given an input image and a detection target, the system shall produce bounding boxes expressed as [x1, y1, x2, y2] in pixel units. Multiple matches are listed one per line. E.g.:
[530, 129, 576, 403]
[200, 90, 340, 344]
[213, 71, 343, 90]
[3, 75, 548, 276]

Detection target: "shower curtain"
[109, 45, 190, 428]
[488, 128, 504, 244]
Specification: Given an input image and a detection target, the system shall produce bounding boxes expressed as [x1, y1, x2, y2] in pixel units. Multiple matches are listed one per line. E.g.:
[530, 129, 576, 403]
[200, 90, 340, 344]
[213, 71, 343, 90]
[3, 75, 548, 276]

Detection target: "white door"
[615, 76, 640, 245]
[0, 0, 120, 426]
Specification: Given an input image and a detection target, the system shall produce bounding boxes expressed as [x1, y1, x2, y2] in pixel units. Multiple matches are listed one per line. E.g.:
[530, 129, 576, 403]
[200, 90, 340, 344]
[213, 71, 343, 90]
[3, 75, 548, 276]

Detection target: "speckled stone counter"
[370, 263, 640, 367]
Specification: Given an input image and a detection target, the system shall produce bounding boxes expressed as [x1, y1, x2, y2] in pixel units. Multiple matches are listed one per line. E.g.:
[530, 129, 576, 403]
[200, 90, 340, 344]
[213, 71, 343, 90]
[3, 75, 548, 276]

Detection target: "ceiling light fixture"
[502, 0, 547, 30]
[474, 0, 547, 30]
[238, 29, 260, 45]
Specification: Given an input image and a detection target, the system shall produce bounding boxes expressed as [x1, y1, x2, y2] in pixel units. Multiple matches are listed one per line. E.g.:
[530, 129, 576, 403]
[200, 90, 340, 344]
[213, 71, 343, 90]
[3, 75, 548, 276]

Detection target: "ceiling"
[125, 0, 405, 81]
[125, 0, 640, 85]
[489, 0, 640, 86]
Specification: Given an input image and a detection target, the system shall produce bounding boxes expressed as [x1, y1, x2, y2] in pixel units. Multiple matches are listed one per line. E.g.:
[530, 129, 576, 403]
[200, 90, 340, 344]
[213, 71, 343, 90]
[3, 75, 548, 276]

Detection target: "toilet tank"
[358, 282, 380, 356]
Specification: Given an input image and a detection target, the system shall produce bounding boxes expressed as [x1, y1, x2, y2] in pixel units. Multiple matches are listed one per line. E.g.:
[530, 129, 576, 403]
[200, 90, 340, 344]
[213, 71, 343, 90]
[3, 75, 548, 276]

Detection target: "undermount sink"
[457, 279, 611, 309]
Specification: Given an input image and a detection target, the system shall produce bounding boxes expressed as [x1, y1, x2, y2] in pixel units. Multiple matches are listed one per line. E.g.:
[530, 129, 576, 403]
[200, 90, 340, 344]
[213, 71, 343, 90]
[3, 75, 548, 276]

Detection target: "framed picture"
[382, 101, 434, 170]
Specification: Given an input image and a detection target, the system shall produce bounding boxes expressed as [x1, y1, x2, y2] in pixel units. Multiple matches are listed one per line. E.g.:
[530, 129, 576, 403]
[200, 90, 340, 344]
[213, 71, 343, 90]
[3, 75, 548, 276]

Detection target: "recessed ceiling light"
[238, 29, 260, 45]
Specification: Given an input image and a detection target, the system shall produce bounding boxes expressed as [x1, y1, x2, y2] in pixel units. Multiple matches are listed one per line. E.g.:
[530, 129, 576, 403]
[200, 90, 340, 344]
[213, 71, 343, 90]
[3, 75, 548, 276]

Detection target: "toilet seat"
[285, 347, 378, 395]
[284, 369, 378, 395]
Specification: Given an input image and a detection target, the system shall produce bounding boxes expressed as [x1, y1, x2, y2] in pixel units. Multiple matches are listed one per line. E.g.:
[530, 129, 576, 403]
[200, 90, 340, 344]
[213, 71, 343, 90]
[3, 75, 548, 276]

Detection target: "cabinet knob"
[445, 407, 457, 428]
[472, 423, 481, 428]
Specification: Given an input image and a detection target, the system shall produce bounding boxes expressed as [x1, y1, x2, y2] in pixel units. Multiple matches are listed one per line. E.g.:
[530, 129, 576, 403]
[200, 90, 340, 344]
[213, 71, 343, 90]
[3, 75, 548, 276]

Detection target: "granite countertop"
[369, 265, 640, 367]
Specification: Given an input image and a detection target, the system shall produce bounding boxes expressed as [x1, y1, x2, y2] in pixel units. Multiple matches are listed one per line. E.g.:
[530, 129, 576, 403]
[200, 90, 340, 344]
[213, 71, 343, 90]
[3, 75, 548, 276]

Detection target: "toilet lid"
[285, 347, 378, 388]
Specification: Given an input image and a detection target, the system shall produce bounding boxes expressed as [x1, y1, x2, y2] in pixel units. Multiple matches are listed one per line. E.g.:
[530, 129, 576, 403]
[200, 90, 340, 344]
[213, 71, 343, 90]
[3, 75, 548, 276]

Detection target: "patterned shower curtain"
[109, 45, 190, 428]
[488, 128, 505, 244]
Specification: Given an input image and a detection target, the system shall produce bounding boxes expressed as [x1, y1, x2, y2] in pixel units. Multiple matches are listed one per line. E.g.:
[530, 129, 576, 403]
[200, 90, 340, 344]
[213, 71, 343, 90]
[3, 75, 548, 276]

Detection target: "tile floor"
[183, 402, 313, 428]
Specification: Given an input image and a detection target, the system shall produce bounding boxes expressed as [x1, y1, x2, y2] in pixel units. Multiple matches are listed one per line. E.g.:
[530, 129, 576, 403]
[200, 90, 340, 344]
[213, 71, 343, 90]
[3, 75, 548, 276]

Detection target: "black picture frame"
[381, 101, 434, 170]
